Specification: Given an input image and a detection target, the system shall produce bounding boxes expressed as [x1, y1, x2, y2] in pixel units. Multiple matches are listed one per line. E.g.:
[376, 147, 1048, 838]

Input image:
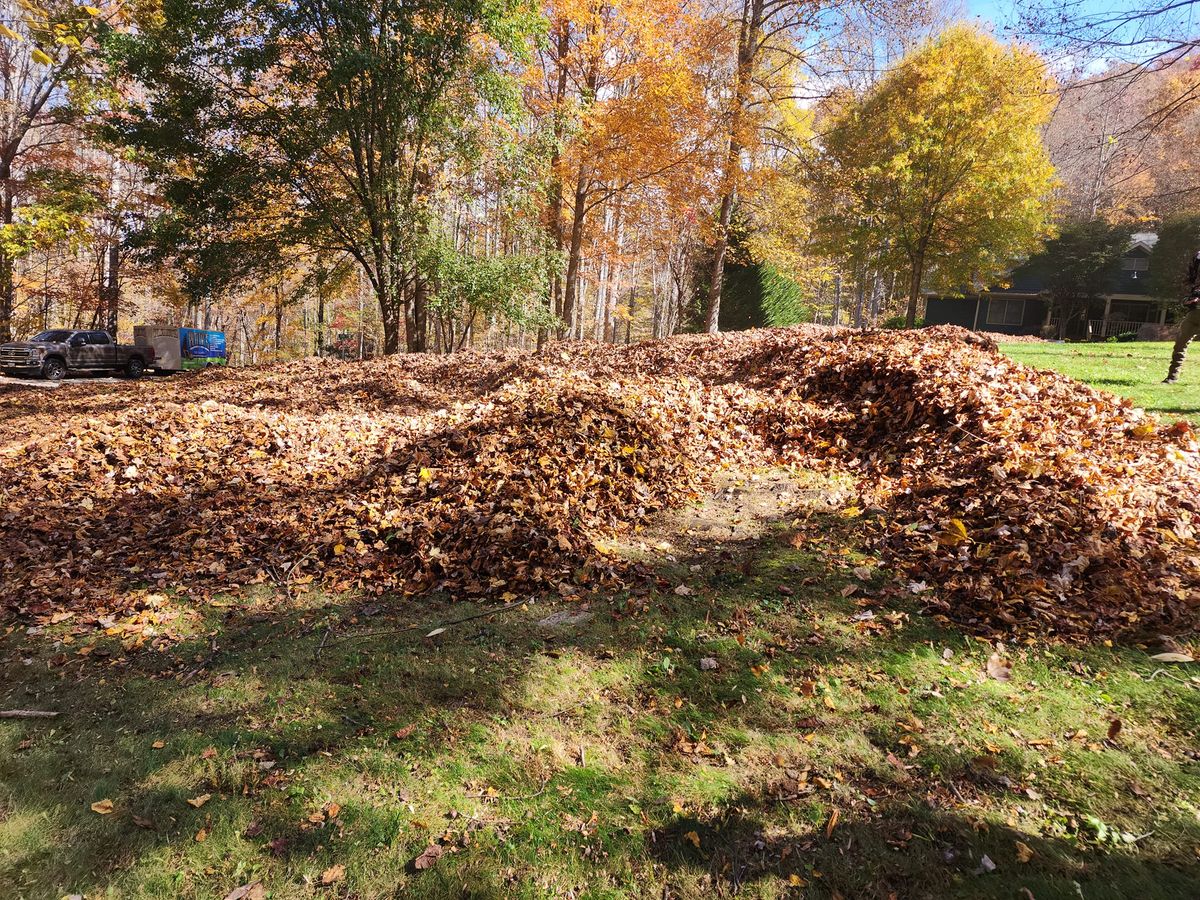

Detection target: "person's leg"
[1165, 308, 1200, 383]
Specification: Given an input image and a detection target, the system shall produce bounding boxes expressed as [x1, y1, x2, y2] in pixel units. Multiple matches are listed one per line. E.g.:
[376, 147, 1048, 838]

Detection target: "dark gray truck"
[0, 329, 155, 381]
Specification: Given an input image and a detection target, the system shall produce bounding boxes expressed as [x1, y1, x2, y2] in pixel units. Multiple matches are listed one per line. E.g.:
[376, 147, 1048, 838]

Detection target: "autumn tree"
[110, 0, 537, 354]
[528, 0, 721, 341]
[1018, 1, 1200, 218]
[810, 25, 1058, 327]
[702, 0, 809, 334]
[0, 0, 123, 341]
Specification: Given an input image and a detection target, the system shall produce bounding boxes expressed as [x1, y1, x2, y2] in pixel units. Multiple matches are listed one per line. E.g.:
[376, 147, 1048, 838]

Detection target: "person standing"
[1163, 249, 1200, 384]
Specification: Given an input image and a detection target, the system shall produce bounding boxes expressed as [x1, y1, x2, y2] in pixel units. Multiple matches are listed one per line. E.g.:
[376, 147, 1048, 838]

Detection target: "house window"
[1121, 257, 1149, 272]
[986, 298, 1025, 326]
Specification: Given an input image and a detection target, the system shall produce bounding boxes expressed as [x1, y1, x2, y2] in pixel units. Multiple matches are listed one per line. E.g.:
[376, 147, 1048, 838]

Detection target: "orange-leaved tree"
[528, 0, 722, 339]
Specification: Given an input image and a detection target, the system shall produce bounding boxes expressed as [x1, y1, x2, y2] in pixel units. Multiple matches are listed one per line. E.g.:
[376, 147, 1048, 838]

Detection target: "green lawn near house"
[999, 341, 1199, 422]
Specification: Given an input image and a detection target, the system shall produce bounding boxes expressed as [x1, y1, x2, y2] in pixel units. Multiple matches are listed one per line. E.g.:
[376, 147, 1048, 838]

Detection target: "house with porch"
[924, 233, 1167, 339]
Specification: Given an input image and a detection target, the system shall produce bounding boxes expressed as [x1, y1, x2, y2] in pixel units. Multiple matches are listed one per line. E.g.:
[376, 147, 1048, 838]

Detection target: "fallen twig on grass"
[313, 623, 335, 661]
[1148, 668, 1197, 686]
[499, 776, 554, 803]
[0, 709, 59, 719]
[181, 637, 220, 683]
[325, 599, 530, 648]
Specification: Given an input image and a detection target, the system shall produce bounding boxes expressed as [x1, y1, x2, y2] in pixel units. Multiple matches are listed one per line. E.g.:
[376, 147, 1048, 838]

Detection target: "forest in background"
[0, 0, 1197, 362]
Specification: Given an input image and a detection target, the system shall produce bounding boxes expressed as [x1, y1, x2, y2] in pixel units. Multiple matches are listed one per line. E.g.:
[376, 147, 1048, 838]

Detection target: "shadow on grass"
[650, 798, 1200, 900]
[1088, 377, 1140, 387]
[2, 487, 1199, 899]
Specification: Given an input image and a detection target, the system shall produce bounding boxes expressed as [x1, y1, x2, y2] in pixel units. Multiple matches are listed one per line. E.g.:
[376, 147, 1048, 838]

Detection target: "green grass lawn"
[999, 342, 1199, 421]
[3, 469, 1198, 900]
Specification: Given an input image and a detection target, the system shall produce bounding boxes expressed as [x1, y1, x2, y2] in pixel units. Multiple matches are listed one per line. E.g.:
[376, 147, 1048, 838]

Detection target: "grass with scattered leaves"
[2, 469, 1198, 899]
[999, 341, 1198, 421]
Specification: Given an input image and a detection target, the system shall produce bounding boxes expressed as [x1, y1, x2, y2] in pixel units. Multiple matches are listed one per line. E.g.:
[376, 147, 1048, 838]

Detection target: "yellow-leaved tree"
[811, 24, 1058, 327]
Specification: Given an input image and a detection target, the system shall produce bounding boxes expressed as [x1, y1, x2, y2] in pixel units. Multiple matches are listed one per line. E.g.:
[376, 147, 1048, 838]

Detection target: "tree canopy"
[109, 0, 540, 353]
[809, 25, 1058, 326]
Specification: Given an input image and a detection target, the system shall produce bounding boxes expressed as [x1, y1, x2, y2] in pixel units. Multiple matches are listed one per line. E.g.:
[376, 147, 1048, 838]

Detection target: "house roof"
[930, 232, 1159, 300]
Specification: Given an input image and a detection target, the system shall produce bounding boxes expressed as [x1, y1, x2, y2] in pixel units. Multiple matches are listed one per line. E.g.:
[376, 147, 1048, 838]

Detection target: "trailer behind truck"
[134, 326, 227, 373]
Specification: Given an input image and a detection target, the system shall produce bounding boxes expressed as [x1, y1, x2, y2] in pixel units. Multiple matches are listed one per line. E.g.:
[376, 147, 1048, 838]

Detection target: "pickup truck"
[0, 329, 155, 381]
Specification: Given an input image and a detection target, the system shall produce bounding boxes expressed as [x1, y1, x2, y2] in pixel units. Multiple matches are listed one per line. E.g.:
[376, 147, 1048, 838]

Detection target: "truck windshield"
[31, 330, 72, 343]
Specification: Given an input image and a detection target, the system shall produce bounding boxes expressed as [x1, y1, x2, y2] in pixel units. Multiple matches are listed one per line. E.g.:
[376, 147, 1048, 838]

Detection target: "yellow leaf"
[83, 5, 102, 14]
[1015, 840, 1035, 863]
[684, 830, 700, 848]
[936, 518, 970, 547]
[151, 740, 165, 749]
[194, 827, 208, 842]
[321, 864, 345, 885]
[187, 793, 211, 808]
[0, 23, 22, 40]
[418, 467, 433, 482]
[30, 47, 53, 66]
[333, 543, 345, 556]
[90, 798, 114, 815]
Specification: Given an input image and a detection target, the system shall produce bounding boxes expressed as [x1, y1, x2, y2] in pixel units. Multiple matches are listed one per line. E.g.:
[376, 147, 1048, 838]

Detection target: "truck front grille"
[0, 348, 36, 366]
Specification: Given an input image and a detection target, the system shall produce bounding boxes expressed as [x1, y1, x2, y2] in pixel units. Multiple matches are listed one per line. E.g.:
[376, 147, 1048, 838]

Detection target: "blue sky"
[965, 0, 1020, 29]
[961, 0, 1187, 72]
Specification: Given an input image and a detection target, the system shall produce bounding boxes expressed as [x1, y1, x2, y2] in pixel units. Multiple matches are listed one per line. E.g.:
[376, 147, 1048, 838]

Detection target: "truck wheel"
[41, 357, 67, 381]
[125, 357, 145, 379]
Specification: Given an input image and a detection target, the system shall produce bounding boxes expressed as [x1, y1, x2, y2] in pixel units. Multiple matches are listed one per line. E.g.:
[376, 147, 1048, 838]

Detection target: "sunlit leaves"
[1, 325, 1196, 645]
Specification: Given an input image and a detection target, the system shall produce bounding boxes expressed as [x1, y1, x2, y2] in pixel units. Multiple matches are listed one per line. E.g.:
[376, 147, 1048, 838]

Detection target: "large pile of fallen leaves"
[2, 325, 1197, 641]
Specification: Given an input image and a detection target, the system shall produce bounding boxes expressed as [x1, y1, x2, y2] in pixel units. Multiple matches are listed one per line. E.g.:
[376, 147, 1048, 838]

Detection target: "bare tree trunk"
[854, 268, 865, 328]
[906, 256, 924, 328]
[407, 271, 428, 352]
[705, 190, 735, 333]
[562, 167, 588, 340]
[374, 247, 406, 355]
[540, 23, 571, 350]
[316, 285, 325, 356]
[594, 215, 610, 342]
[0, 170, 13, 342]
[626, 284, 635, 344]
[605, 205, 626, 342]
[103, 244, 119, 337]
[273, 283, 283, 351]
